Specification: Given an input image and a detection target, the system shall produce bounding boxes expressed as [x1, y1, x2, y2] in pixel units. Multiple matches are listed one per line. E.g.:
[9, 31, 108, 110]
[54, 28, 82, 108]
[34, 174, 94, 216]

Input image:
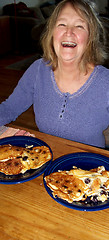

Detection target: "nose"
[66, 26, 74, 36]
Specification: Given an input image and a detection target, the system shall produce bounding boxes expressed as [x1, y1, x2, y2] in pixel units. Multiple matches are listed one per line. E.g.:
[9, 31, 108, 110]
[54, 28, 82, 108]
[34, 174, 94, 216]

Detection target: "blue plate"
[0, 136, 53, 184]
[44, 152, 109, 211]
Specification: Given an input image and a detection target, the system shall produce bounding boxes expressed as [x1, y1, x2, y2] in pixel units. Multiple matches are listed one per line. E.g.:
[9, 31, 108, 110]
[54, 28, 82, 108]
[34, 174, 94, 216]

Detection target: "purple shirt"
[0, 58, 109, 148]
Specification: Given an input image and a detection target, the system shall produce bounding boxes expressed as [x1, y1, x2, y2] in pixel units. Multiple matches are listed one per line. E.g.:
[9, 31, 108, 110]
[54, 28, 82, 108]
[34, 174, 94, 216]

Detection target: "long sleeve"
[0, 59, 39, 126]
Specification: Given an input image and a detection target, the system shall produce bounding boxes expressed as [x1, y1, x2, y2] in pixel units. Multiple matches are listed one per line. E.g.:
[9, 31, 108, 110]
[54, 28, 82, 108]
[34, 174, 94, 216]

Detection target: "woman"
[0, 0, 109, 148]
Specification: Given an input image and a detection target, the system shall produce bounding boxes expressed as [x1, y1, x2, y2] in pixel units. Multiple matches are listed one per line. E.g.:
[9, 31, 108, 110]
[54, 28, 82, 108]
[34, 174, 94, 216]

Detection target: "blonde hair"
[41, 0, 107, 71]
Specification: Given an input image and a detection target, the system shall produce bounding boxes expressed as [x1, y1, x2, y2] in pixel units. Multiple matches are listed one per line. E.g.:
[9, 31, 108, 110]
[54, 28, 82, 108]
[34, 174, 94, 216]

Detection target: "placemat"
[0, 126, 35, 139]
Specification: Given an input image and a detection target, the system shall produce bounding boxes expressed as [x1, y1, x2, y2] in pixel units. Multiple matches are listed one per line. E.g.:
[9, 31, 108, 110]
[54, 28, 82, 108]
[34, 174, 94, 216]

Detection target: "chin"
[61, 57, 76, 63]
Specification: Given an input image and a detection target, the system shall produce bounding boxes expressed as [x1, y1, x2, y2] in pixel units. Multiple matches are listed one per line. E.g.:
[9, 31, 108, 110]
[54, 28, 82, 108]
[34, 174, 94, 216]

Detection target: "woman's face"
[53, 3, 89, 64]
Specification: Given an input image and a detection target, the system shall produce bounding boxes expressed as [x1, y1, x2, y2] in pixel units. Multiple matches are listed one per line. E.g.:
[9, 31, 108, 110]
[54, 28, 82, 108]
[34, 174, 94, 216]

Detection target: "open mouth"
[61, 41, 77, 48]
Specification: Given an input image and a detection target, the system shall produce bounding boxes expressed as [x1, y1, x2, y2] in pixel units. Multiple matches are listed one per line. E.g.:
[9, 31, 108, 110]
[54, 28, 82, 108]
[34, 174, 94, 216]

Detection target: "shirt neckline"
[51, 66, 99, 98]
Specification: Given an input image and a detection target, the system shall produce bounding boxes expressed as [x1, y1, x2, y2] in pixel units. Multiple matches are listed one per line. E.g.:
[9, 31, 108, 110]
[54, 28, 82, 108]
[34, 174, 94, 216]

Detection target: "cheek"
[53, 29, 64, 43]
[77, 32, 89, 45]
[53, 32, 62, 53]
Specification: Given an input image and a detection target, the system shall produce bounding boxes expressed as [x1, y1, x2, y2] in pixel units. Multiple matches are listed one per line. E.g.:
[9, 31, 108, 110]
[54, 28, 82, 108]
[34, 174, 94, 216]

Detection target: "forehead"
[57, 2, 87, 22]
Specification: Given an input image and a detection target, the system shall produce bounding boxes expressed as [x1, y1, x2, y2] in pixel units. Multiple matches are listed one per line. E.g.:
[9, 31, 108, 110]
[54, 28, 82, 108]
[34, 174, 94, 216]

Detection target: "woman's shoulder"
[96, 65, 109, 74]
[93, 65, 109, 83]
[93, 65, 109, 91]
[26, 57, 51, 75]
[30, 57, 50, 68]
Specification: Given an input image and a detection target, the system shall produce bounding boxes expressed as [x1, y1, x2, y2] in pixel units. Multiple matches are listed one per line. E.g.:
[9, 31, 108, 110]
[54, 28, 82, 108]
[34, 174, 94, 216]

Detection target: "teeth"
[62, 41, 77, 47]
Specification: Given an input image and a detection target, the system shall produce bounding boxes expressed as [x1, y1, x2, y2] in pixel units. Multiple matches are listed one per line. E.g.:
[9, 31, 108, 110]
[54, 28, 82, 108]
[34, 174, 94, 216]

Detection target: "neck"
[54, 61, 94, 94]
[58, 59, 79, 71]
[55, 60, 82, 83]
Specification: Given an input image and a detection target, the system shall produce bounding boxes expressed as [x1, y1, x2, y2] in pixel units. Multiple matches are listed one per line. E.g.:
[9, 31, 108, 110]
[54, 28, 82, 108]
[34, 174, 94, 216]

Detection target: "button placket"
[59, 95, 68, 119]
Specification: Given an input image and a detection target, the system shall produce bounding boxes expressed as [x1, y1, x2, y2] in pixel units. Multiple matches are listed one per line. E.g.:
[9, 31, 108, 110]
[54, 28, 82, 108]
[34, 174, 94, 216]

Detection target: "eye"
[76, 25, 84, 29]
[58, 23, 66, 27]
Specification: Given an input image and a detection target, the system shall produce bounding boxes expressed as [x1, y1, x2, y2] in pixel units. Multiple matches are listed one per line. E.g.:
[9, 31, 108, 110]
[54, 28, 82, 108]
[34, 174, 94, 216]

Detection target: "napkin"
[0, 126, 35, 139]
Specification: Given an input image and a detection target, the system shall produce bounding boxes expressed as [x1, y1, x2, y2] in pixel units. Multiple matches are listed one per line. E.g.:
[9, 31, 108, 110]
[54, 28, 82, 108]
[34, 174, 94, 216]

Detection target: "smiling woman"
[51, 3, 91, 94]
[41, 0, 107, 71]
[52, 3, 89, 67]
[0, 0, 109, 149]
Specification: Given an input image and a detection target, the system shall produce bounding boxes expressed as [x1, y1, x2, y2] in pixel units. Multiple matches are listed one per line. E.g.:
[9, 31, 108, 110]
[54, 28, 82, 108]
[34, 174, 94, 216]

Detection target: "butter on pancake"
[0, 144, 52, 175]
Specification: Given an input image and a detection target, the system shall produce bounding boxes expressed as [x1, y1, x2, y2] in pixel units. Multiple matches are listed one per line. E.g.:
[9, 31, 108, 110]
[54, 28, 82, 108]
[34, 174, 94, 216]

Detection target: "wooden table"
[0, 126, 109, 240]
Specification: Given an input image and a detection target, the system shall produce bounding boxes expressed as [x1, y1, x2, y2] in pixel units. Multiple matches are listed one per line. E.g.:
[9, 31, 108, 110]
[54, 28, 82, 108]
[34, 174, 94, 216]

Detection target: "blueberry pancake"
[0, 157, 26, 175]
[21, 146, 52, 169]
[0, 144, 52, 175]
[0, 144, 24, 161]
[45, 166, 109, 204]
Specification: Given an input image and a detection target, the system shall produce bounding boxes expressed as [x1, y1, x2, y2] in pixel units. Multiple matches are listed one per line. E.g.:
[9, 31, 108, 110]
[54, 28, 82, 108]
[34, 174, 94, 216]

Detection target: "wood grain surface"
[0, 127, 109, 240]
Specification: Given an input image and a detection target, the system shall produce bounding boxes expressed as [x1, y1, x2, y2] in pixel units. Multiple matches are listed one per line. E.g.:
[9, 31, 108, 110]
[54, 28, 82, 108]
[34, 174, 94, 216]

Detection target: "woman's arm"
[0, 59, 39, 126]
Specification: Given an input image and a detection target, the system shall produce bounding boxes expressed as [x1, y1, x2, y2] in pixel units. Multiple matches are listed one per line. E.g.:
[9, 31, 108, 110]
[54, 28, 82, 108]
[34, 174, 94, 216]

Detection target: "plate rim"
[43, 152, 109, 211]
[0, 135, 53, 184]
